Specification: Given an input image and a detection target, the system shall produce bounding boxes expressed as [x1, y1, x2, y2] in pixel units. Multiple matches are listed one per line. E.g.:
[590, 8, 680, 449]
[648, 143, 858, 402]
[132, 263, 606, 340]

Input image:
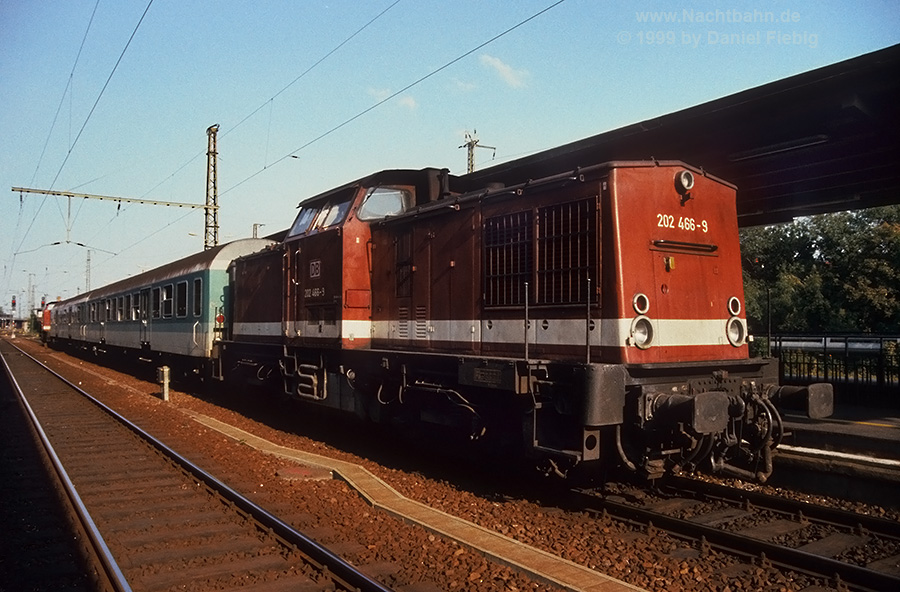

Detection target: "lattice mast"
[205, 124, 220, 250]
[459, 130, 496, 174]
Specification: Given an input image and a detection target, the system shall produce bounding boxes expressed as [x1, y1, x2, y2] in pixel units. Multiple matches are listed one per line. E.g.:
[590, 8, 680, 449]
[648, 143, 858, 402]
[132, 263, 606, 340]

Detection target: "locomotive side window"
[162, 284, 174, 318]
[152, 287, 161, 319]
[357, 187, 411, 221]
[193, 278, 202, 316]
[176, 281, 188, 318]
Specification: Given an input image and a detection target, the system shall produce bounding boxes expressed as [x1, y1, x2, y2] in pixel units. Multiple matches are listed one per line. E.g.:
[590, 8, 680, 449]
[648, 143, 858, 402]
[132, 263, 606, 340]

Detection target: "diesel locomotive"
[46, 160, 832, 481]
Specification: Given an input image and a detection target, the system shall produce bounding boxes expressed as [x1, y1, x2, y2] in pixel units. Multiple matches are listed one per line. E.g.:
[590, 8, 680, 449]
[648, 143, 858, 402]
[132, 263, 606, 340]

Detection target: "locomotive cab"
[227, 168, 462, 401]
[280, 168, 456, 352]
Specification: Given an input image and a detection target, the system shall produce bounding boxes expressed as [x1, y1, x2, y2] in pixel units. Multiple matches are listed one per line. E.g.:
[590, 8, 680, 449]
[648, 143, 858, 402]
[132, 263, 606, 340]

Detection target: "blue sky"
[2, 0, 898, 309]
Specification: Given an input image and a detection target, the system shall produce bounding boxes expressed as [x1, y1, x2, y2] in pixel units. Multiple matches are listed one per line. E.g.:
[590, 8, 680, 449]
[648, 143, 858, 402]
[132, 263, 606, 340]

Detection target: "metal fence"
[771, 335, 900, 406]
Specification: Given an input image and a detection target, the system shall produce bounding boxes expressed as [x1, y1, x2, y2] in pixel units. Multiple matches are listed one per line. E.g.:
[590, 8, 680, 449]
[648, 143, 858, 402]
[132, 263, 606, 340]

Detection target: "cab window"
[314, 196, 353, 229]
[288, 206, 317, 237]
[356, 187, 411, 221]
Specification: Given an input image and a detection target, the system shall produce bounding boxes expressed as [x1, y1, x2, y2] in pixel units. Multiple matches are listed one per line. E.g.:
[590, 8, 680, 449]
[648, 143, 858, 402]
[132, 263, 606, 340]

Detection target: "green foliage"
[740, 205, 900, 335]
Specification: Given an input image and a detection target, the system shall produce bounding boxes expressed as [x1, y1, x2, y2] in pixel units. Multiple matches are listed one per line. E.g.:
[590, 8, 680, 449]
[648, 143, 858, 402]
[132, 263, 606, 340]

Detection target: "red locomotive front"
[603, 163, 748, 364]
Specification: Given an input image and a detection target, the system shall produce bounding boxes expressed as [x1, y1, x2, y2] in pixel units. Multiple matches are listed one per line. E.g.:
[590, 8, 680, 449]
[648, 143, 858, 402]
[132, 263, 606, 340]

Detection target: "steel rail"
[0, 344, 132, 592]
[666, 476, 900, 538]
[570, 488, 900, 592]
[6, 340, 394, 592]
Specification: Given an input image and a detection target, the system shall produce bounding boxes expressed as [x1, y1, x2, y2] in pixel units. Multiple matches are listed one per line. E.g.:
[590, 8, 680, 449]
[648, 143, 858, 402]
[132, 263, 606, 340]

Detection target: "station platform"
[771, 405, 900, 507]
[781, 405, 900, 461]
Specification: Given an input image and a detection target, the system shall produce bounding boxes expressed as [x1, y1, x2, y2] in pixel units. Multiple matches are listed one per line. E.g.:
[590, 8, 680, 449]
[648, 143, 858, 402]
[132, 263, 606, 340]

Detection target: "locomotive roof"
[294, 168, 463, 208]
[374, 159, 733, 225]
[56, 238, 275, 307]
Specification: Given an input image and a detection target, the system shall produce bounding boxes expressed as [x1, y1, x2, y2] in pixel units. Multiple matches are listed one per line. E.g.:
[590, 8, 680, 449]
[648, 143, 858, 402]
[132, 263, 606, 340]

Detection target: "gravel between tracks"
[15, 337, 895, 592]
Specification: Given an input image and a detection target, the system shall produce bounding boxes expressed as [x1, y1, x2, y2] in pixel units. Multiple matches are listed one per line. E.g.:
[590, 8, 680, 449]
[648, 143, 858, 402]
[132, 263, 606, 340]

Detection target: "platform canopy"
[463, 44, 900, 227]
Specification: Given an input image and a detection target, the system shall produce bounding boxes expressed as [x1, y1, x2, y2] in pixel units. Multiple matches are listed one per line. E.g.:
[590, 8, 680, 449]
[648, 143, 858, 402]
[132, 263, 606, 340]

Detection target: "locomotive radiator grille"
[535, 198, 597, 305]
[483, 198, 598, 308]
[484, 211, 532, 307]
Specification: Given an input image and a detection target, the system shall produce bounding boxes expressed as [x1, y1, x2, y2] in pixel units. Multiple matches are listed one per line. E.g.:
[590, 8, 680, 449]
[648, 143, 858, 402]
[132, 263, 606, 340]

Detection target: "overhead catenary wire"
[36, 0, 102, 226]
[222, 0, 567, 196]
[2, 0, 102, 297]
[9, 1, 567, 300]
[34, 0, 407, 281]
[10, 0, 155, 262]
[140, 0, 403, 200]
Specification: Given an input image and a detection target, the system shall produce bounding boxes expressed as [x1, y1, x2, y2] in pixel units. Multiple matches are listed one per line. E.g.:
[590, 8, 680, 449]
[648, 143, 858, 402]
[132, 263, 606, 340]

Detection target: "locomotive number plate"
[657, 213, 708, 233]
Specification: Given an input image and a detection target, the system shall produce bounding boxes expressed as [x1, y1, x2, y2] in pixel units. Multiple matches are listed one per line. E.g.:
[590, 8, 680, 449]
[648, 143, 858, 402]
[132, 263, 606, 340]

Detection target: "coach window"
[176, 281, 188, 318]
[192, 278, 202, 317]
[124, 295, 131, 320]
[117, 296, 125, 321]
[152, 287, 161, 319]
[357, 187, 411, 221]
[131, 293, 140, 320]
[162, 284, 174, 318]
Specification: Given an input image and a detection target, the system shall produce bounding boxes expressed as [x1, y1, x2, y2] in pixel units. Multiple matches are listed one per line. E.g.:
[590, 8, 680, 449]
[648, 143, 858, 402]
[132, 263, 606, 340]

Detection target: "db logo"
[309, 259, 321, 278]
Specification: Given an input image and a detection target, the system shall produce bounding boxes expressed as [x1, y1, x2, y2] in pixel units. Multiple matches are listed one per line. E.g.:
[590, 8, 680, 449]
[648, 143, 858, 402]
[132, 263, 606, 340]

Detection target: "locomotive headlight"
[727, 296, 742, 316]
[630, 315, 654, 349]
[632, 293, 650, 315]
[726, 316, 746, 347]
[675, 170, 695, 194]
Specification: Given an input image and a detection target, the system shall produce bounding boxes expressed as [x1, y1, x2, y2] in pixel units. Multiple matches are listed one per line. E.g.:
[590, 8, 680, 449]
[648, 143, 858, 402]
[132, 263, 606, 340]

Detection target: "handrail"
[651, 239, 718, 253]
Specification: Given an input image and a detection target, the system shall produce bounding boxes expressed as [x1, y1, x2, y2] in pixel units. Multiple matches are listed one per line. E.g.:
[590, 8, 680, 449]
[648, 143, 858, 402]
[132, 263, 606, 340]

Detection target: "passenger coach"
[48, 238, 274, 375]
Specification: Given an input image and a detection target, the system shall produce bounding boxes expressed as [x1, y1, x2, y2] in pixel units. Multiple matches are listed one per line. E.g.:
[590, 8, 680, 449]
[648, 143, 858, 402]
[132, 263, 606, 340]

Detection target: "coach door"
[139, 288, 151, 345]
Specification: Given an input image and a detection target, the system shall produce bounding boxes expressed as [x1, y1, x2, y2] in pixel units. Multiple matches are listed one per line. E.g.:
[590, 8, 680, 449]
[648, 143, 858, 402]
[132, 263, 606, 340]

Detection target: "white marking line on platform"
[779, 444, 900, 468]
[183, 410, 644, 592]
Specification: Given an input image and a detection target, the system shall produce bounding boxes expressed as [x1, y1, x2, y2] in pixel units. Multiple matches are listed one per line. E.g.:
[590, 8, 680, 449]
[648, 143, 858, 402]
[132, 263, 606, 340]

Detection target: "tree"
[740, 205, 900, 336]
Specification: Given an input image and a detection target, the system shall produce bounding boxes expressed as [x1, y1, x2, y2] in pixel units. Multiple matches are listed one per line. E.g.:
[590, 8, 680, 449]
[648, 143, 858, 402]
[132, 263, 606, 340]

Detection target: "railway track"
[0, 339, 393, 592]
[0, 347, 99, 591]
[570, 476, 900, 592]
